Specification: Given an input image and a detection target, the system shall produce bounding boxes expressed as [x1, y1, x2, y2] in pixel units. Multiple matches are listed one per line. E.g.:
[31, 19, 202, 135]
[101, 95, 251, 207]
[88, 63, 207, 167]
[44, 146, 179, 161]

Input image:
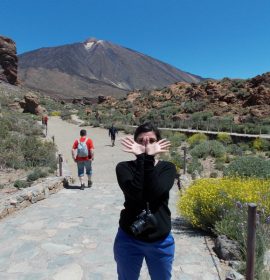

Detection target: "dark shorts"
[77, 160, 92, 177]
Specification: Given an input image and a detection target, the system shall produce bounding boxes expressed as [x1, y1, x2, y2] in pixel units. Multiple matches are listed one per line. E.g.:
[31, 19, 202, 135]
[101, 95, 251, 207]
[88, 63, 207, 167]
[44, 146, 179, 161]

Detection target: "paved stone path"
[0, 117, 226, 280]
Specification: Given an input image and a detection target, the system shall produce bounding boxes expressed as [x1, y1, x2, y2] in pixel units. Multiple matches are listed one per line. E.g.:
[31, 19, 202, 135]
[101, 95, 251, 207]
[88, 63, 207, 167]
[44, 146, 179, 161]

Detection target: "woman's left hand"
[146, 139, 171, 156]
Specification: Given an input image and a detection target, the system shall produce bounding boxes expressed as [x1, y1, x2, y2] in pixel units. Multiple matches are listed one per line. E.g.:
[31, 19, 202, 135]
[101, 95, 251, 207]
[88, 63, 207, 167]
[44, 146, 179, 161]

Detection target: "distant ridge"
[18, 38, 203, 99]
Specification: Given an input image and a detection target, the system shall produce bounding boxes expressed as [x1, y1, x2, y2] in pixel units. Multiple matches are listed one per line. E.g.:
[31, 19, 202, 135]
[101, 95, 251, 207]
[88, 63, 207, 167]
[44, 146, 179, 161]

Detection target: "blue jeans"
[114, 228, 175, 280]
[77, 160, 92, 177]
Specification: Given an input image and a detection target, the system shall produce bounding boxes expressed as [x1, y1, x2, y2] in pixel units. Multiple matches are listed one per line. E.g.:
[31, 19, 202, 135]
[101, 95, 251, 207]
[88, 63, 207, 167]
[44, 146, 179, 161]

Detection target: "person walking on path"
[114, 122, 176, 280]
[72, 129, 94, 190]
[44, 115, 48, 127]
[108, 124, 118, 147]
[42, 115, 49, 135]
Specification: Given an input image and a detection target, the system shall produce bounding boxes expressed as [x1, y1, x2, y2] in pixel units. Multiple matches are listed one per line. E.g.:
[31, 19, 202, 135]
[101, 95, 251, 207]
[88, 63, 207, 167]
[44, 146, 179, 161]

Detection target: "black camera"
[130, 203, 157, 236]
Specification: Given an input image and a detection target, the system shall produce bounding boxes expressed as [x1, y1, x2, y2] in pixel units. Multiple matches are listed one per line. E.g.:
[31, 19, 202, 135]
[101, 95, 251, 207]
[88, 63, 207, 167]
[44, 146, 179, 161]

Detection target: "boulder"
[8, 101, 23, 112]
[249, 107, 263, 118]
[22, 92, 47, 115]
[225, 269, 245, 280]
[98, 95, 106, 104]
[214, 235, 241, 261]
[223, 93, 237, 103]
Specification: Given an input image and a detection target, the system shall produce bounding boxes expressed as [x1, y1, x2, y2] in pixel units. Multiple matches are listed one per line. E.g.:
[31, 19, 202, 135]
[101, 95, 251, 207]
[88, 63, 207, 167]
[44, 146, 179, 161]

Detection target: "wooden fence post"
[182, 147, 187, 174]
[246, 203, 257, 280]
[58, 154, 63, 177]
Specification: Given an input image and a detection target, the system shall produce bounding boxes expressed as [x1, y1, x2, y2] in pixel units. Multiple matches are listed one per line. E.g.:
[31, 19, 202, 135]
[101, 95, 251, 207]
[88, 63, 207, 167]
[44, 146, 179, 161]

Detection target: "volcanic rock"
[0, 36, 18, 85]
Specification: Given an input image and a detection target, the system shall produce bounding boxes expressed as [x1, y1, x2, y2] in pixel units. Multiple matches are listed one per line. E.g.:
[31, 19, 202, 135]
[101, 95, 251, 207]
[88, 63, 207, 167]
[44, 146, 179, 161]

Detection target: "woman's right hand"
[121, 137, 145, 155]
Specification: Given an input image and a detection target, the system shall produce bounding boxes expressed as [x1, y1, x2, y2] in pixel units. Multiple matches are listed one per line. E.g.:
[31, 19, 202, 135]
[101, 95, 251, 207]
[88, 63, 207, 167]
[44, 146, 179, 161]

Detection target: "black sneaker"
[80, 183, 85, 190]
[88, 180, 92, 188]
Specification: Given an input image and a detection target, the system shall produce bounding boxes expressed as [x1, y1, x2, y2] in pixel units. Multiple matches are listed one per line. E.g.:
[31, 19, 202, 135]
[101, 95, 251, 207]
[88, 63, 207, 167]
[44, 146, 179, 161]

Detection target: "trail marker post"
[58, 154, 63, 177]
[246, 203, 257, 280]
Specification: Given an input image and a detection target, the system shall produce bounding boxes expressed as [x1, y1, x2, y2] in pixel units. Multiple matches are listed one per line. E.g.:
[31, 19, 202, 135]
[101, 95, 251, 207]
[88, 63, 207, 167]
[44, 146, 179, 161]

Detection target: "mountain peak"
[18, 39, 203, 99]
[83, 38, 105, 50]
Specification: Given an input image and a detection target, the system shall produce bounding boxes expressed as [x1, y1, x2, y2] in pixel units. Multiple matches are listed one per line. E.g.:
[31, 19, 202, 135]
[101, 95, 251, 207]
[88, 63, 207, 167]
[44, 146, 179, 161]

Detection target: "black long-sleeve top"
[116, 153, 176, 242]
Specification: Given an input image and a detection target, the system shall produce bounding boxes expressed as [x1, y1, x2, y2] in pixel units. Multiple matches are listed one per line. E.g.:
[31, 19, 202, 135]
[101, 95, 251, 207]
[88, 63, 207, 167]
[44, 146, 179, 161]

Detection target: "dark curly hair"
[134, 122, 161, 142]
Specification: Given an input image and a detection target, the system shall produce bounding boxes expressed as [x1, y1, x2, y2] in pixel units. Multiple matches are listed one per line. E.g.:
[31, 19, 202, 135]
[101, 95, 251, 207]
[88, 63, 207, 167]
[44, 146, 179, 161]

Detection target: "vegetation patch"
[178, 177, 270, 230]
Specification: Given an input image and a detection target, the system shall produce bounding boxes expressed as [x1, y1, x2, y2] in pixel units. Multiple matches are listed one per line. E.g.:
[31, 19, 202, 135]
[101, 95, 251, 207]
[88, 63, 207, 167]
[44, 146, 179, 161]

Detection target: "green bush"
[166, 132, 187, 147]
[27, 168, 48, 182]
[215, 203, 270, 279]
[22, 138, 57, 169]
[187, 133, 208, 148]
[252, 138, 270, 151]
[14, 180, 31, 189]
[214, 159, 224, 171]
[227, 144, 243, 156]
[187, 158, 203, 176]
[178, 177, 270, 230]
[0, 118, 10, 139]
[224, 156, 270, 179]
[238, 142, 251, 152]
[209, 140, 227, 158]
[191, 111, 213, 122]
[217, 132, 232, 145]
[190, 140, 226, 159]
[181, 100, 207, 113]
[60, 110, 72, 120]
[170, 150, 184, 172]
[0, 99, 57, 172]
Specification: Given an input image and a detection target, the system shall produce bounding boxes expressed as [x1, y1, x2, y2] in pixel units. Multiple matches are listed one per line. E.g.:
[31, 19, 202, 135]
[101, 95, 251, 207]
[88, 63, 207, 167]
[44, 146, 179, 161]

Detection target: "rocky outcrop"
[95, 72, 270, 124]
[72, 96, 97, 105]
[214, 235, 241, 261]
[20, 92, 47, 115]
[0, 36, 18, 85]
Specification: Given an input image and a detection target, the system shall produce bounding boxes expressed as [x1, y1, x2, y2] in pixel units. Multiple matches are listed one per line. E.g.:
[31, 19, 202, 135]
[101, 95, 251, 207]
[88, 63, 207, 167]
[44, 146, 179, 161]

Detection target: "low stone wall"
[0, 176, 64, 220]
[0, 150, 73, 220]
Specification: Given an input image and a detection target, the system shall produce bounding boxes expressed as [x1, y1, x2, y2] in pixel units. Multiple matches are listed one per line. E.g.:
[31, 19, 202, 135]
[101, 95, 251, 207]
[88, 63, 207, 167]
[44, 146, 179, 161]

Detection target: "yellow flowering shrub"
[187, 133, 208, 147]
[50, 111, 61, 116]
[252, 137, 270, 151]
[217, 132, 232, 144]
[178, 177, 270, 230]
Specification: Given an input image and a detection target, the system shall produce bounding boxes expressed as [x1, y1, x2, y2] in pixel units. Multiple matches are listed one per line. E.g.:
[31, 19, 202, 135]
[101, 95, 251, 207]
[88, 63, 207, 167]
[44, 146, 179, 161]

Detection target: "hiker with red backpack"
[72, 129, 94, 190]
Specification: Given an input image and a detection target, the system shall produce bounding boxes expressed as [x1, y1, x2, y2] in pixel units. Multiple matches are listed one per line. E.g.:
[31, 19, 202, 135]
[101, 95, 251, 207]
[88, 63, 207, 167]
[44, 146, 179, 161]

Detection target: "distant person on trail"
[108, 124, 118, 147]
[44, 115, 48, 127]
[114, 122, 176, 280]
[72, 129, 94, 190]
[42, 115, 49, 135]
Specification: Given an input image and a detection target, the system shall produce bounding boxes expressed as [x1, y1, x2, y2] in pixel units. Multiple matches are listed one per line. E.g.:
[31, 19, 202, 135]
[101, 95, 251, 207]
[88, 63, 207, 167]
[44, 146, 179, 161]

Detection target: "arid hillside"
[87, 72, 270, 134]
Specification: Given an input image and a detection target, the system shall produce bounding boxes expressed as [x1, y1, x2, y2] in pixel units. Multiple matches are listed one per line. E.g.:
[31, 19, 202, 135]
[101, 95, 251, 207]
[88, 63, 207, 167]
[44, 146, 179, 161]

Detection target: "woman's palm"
[146, 139, 171, 155]
[121, 137, 145, 155]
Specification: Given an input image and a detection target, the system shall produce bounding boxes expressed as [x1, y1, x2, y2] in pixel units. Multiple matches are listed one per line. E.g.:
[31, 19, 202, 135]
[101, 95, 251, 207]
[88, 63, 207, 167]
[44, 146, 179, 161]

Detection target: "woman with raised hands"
[114, 122, 176, 280]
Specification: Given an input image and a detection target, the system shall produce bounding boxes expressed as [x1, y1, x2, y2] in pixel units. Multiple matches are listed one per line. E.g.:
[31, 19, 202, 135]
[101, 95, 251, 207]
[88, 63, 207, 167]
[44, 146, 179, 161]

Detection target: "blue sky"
[1, 0, 270, 79]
